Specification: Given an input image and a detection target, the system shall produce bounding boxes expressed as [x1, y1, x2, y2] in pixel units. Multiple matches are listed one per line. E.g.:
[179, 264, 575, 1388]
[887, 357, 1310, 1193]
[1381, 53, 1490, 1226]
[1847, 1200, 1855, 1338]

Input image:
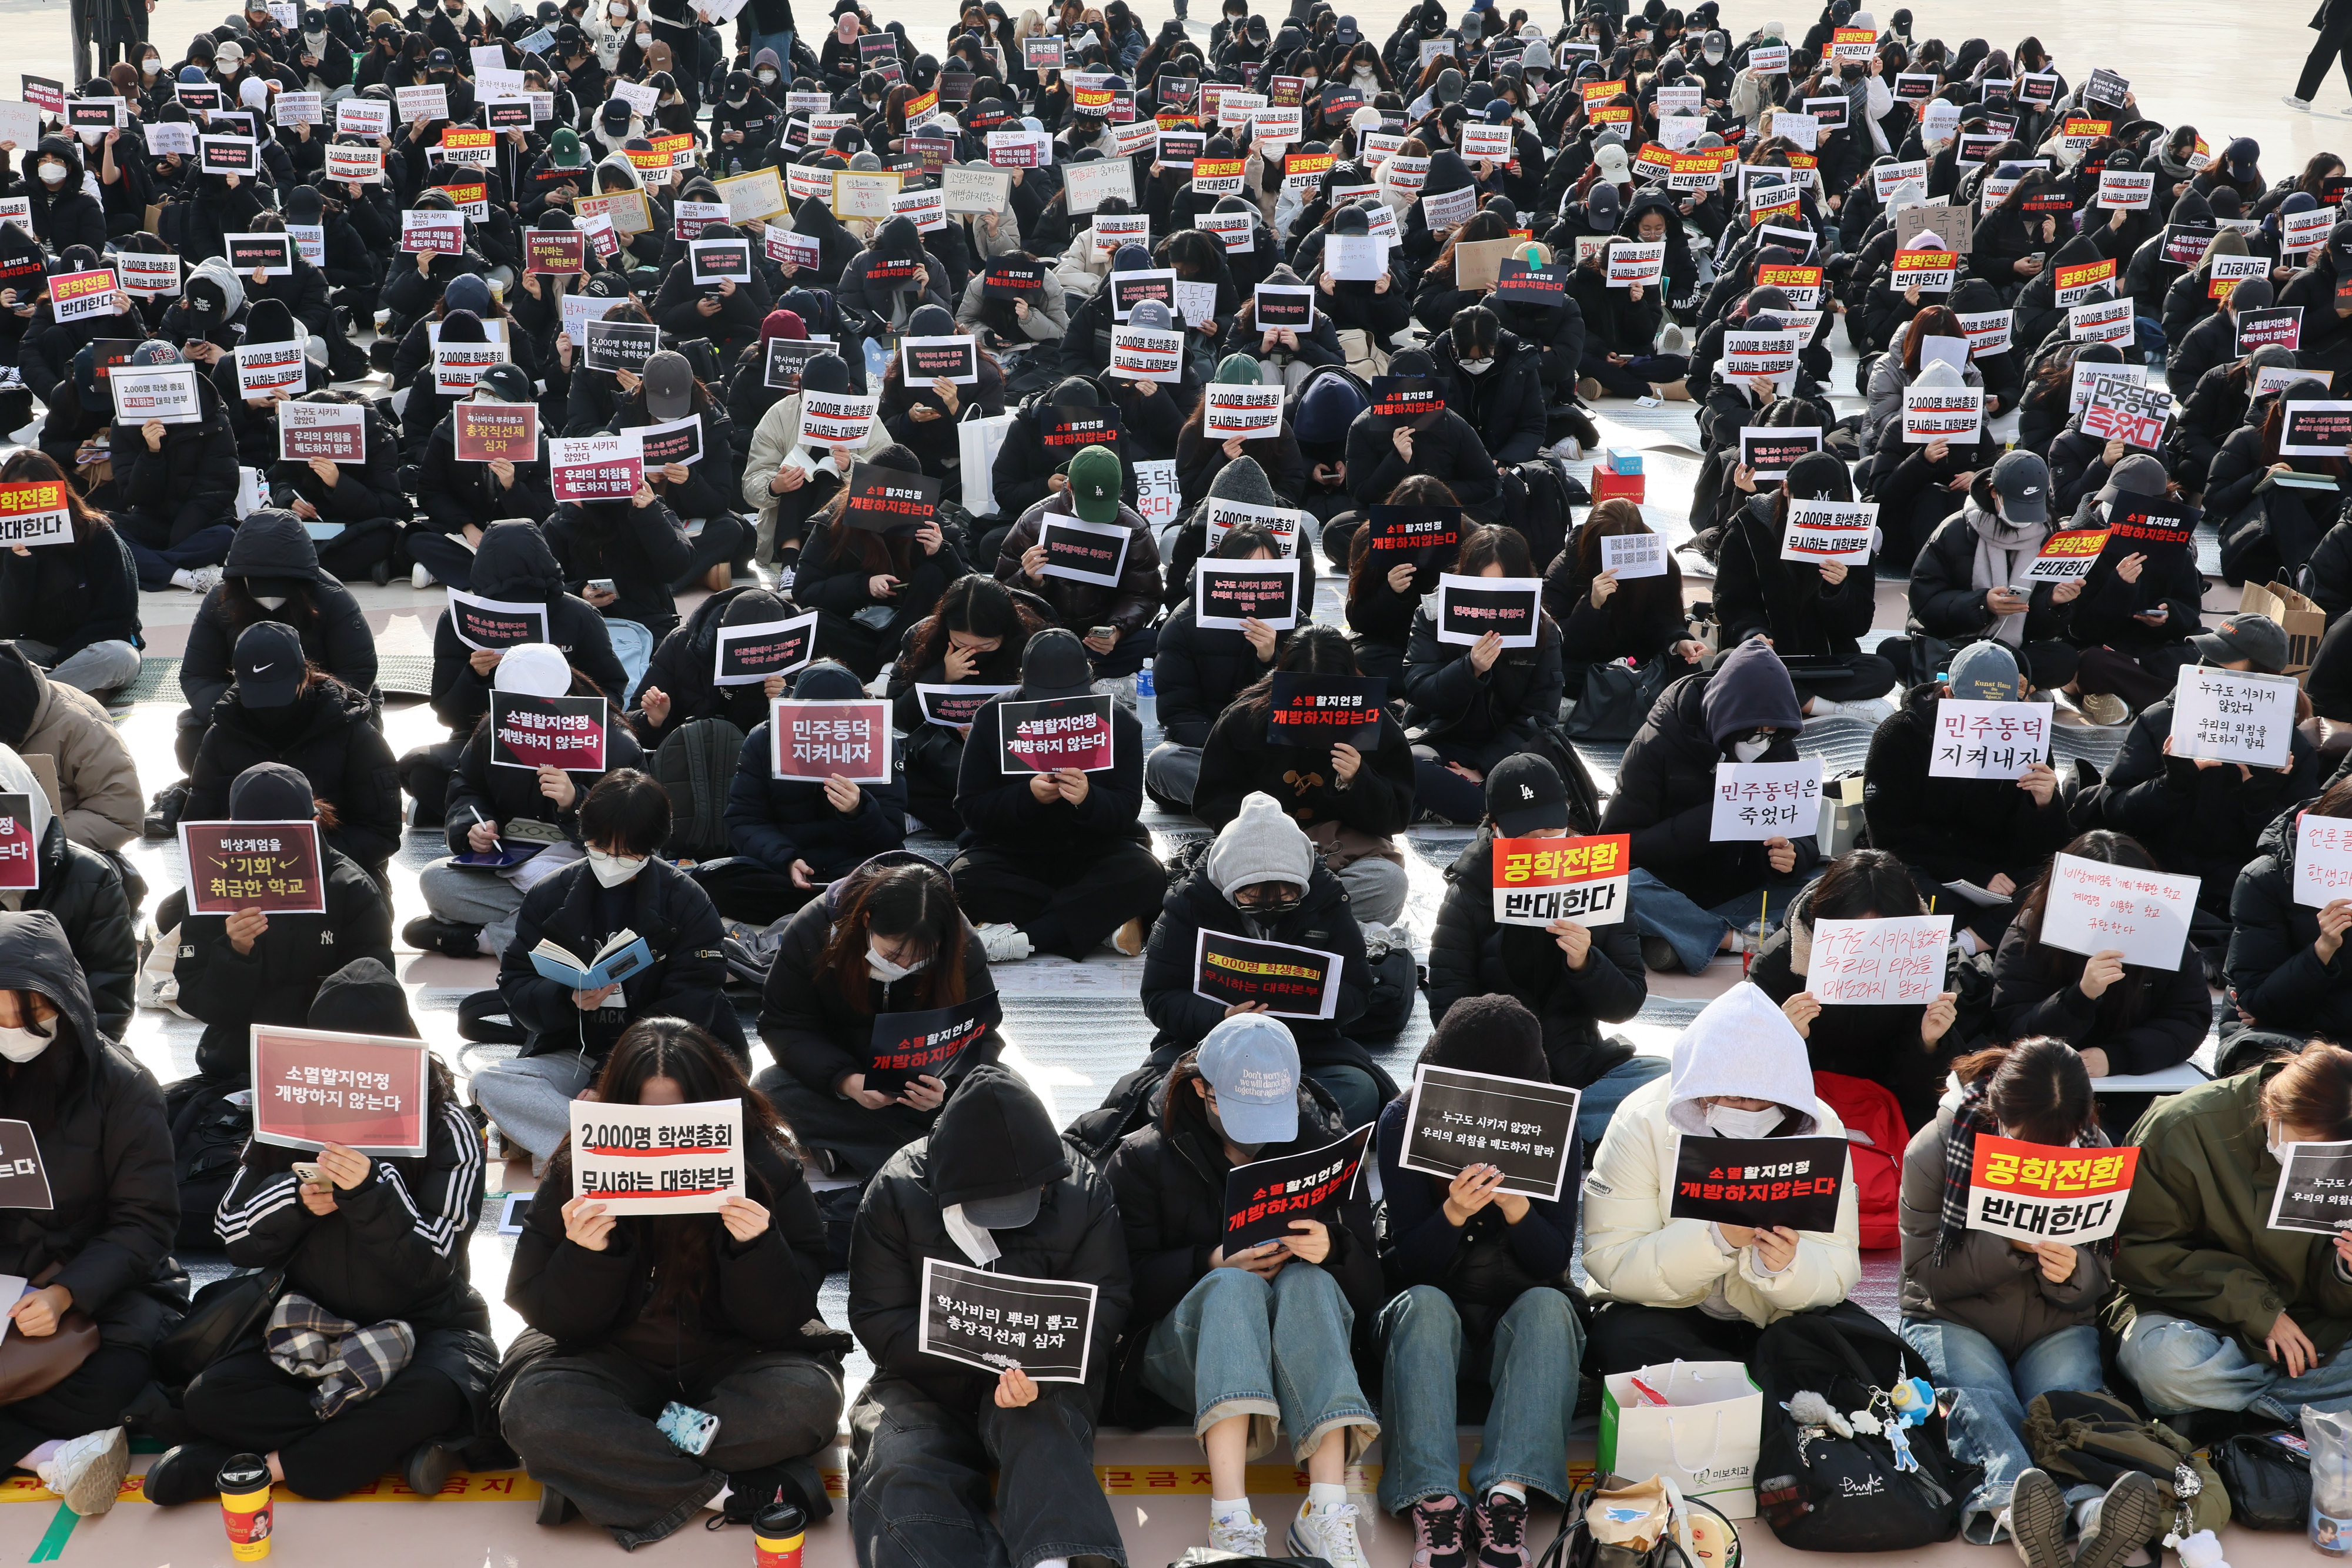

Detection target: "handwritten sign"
[1930, 700, 2050, 780]
[1710, 759, 1822, 841]
[2041, 850, 2198, 971]
[2171, 664, 2297, 769]
[2296, 812, 2352, 908]
[1807, 915, 1952, 1005]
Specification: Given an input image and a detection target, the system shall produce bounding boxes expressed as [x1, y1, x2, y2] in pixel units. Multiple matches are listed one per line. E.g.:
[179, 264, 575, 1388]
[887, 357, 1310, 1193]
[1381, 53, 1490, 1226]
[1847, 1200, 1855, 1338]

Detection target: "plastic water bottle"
[1136, 660, 1157, 733]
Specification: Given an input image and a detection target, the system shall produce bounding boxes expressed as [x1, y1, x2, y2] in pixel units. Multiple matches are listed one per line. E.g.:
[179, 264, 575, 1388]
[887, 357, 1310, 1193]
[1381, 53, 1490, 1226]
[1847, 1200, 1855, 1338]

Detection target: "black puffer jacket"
[1149, 604, 1282, 750]
[546, 493, 697, 638]
[185, 677, 403, 875]
[1191, 698, 1417, 842]
[1400, 599, 1565, 770]
[1862, 682, 2074, 889]
[442, 710, 646, 855]
[1431, 328, 1548, 466]
[1714, 491, 1877, 656]
[1342, 407, 1502, 520]
[15, 814, 135, 1042]
[849, 1063, 1128, 1408]
[429, 521, 630, 737]
[624, 586, 794, 750]
[1426, 832, 1644, 1089]
[1994, 902, 2211, 1077]
[2229, 803, 2352, 1042]
[0, 521, 139, 665]
[953, 691, 1154, 855]
[0, 912, 181, 1350]
[726, 717, 909, 880]
[1138, 860, 1377, 1066]
[1905, 504, 2073, 645]
[2102, 698, 2324, 912]
[181, 511, 379, 720]
[111, 373, 239, 539]
[755, 855, 1005, 1101]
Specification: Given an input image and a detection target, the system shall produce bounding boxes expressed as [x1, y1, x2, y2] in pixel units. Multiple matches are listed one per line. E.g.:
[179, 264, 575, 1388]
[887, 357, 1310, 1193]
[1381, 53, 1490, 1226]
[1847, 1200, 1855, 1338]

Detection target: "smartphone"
[587, 577, 616, 595]
[656, 1400, 720, 1455]
[1088, 626, 1116, 641]
[290, 1161, 322, 1185]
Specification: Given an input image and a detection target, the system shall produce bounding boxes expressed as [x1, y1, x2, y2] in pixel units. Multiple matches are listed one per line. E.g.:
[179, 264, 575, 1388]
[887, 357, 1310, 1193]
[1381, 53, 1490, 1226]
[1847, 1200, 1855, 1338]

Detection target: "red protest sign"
[768, 698, 892, 783]
[490, 693, 608, 771]
[250, 1025, 433, 1156]
[1966, 1134, 2138, 1243]
[998, 694, 1115, 773]
[453, 401, 538, 463]
[178, 820, 328, 915]
[0, 793, 35, 890]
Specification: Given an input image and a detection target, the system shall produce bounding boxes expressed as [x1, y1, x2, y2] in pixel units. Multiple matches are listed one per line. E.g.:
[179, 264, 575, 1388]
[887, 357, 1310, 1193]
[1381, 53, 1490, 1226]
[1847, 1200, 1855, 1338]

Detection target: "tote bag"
[1598, 1360, 1764, 1519]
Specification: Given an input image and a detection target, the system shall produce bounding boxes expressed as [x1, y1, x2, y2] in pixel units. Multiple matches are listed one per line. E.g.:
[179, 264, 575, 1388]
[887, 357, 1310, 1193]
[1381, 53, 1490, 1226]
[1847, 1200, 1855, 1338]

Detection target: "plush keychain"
[1887, 1377, 1937, 1427]
[2166, 1527, 2228, 1568]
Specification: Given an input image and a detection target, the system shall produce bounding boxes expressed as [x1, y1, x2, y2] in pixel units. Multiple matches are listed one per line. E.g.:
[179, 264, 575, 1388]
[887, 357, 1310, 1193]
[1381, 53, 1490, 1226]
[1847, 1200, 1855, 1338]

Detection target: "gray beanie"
[1207, 455, 1277, 509]
[1202, 791, 1316, 896]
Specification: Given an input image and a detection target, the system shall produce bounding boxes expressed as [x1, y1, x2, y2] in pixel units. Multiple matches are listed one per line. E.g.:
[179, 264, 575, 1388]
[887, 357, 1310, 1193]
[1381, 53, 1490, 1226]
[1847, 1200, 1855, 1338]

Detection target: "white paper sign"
[1806, 916, 1953, 1005]
[1599, 531, 1666, 580]
[1780, 498, 1877, 564]
[567, 1097, 744, 1215]
[2171, 664, 2298, 770]
[1710, 759, 1822, 841]
[1929, 700, 2050, 780]
[2294, 812, 2352, 908]
[2040, 851, 2198, 971]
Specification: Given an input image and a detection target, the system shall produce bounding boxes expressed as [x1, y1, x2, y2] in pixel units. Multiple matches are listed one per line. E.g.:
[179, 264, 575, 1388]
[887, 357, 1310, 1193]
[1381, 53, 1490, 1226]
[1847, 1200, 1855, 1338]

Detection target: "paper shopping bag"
[1597, 1360, 1762, 1518]
[957, 407, 1015, 521]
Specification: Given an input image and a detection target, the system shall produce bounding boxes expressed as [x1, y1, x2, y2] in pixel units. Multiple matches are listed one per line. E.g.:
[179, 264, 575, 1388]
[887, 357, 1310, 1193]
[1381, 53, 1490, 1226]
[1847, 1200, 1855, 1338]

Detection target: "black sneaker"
[1640, 934, 1684, 973]
[139, 1441, 235, 1507]
[402, 916, 484, 958]
[142, 780, 190, 841]
[403, 1440, 459, 1499]
[536, 1481, 574, 1525]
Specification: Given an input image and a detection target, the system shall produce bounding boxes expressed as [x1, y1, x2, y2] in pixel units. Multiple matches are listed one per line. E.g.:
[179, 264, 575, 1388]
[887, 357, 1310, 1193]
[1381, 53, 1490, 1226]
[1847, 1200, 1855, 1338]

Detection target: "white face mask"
[635, 29, 651, 44]
[0, 1025, 49, 1064]
[866, 943, 932, 984]
[76, 129, 101, 145]
[252, 594, 288, 610]
[142, 58, 161, 74]
[1731, 735, 1772, 761]
[2269, 1120, 2293, 1162]
[585, 846, 646, 885]
[37, 163, 66, 186]
[757, 66, 777, 81]
[608, 3, 625, 14]
[1457, 355, 1494, 375]
[1706, 1102, 1783, 1139]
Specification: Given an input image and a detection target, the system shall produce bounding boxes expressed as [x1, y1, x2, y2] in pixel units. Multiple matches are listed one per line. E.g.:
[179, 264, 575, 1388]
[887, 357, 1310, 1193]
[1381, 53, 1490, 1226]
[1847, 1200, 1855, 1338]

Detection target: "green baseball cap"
[1068, 443, 1122, 524]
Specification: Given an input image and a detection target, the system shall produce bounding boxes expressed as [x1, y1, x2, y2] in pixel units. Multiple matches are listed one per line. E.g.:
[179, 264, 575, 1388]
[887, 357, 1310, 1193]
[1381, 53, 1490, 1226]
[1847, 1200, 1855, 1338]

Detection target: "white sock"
[1956, 929, 1983, 957]
[701, 1482, 731, 1513]
[1210, 1496, 1252, 1523]
[21, 1440, 59, 1472]
[1489, 1482, 1526, 1505]
[1034, 1558, 1069, 1568]
[1307, 1482, 1348, 1510]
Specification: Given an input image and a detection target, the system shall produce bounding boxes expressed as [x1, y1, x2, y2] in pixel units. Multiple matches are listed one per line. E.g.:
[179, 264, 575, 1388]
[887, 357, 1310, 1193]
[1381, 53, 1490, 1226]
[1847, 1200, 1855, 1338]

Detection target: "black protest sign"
[918, 1256, 1097, 1383]
[1493, 258, 1570, 303]
[1739, 426, 1823, 480]
[900, 335, 980, 385]
[2282, 401, 2352, 456]
[1221, 1123, 1372, 1252]
[1267, 673, 1386, 744]
[1401, 1066, 1582, 1201]
[583, 317, 659, 374]
[1366, 504, 1462, 568]
[1037, 516, 1130, 587]
[1369, 375, 1445, 430]
[2267, 1140, 2352, 1235]
[2106, 495, 2200, 555]
[1107, 268, 1177, 320]
[225, 233, 292, 275]
[1436, 576, 1541, 646]
[687, 237, 754, 285]
[1254, 282, 1315, 329]
[1668, 1134, 1848, 1231]
[916, 683, 1017, 726]
[763, 335, 831, 390]
[1193, 928, 1341, 1019]
[866, 999, 991, 1096]
[1194, 559, 1299, 630]
[1042, 410, 1121, 454]
[2237, 306, 2303, 355]
[0, 1121, 52, 1209]
[999, 693, 1117, 773]
[843, 461, 941, 531]
[712, 611, 818, 685]
[490, 693, 609, 771]
[638, 416, 704, 468]
[982, 259, 1050, 300]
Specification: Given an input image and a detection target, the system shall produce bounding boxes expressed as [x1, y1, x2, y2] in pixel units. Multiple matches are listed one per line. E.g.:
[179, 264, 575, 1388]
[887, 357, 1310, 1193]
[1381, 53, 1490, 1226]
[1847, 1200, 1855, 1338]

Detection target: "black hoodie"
[430, 521, 629, 735]
[0, 911, 181, 1349]
[22, 139, 106, 255]
[181, 511, 379, 721]
[185, 674, 405, 875]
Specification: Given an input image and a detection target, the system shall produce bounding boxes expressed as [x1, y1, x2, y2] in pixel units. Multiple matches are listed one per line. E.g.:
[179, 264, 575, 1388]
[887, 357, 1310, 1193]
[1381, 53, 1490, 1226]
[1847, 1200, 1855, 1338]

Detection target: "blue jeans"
[604, 618, 655, 704]
[744, 27, 792, 83]
[1141, 1263, 1378, 1463]
[1901, 1319, 2103, 1539]
[1627, 868, 1807, 974]
[2117, 1310, 2352, 1424]
[1376, 1286, 1584, 1514]
[1580, 1054, 1670, 1149]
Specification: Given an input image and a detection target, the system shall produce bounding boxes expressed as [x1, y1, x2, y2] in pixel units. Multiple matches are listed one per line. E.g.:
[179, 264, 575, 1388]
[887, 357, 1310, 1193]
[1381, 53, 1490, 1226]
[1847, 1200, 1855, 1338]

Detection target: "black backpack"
[163, 1075, 252, 1253]
[653, 717, 747, 862]
[1752, 1311, 1970, 1552]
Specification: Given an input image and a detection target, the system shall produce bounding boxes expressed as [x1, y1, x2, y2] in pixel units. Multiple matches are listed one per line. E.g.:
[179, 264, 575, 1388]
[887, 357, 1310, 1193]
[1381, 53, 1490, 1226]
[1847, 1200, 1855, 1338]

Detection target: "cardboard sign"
[900, 335, 980, 387]
[1739, 426, 1821, 481]
[1806, 915, 1953, 1005]
[546, 433, 644, 503]
[2296, 812, 2352, 908]
[1265, 673, 1384, 746]
[576, 188, 652, 238]
[1967, 1136, 2138, 1243]
[841, 462, 939, 531]
[179, 820, 328, 915]
[109, 365, 201, 425]
[1368, 504, 1462, 568]
[0, 483, 71, 549]
[1401, 1066, 1581, 1201]
[277, 402, 367, 464]
[1204, 497, 1299, 557]
[1220, 1123, 1371, 1253]
[865, 999, 989, 1098]
[454, 402, 537, 464]
[1668, 1134, 1847, 1231]
[570, 1098, 744, 1216]
[1036, 516, 1130, 587]
[1903, 385, 1984, 443]
[998, 694, 1115, 774]
[768, 698, 891, 784]
[2041, 850, 2199, 971]
[1774, 499, 1875, 565]
[0, 1121, 51, 1209]
[1435, 574, 1541, 648]
[46, 268, 120, 325]
[1062, 158, 1136, 215]
[1194, 559, 1299, 631]
[1108, 325, 1184, 384]
[1599, 531, 1667, 580]
[2172, 664, 2297, 769]
[523, 229, 586, 275]
[918, 1256, 1096, 1382]
[1490, 834, 1631, 929]
[1202, 384, 1284, 440]
[232, 341, 306, 399]
[250, 1026, 432, 1156]
[713, 613, 817, 687]
[2282, 400, 2352, 457]
[1706, 754, 1823, 841]
[490, 693, 607, 771]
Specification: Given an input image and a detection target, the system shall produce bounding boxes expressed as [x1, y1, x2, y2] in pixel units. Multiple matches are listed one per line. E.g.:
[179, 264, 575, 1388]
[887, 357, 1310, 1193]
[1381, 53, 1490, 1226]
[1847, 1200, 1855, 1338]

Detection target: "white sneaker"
[7, 420, 39, 445]
[1289, 1498, 1372, 1568]
[2286, 93, 2314, 111]
[1819, 696, 1894, 726]
[1546, 434, 1584, 461]
[973, 921, 1033, 962]
[39, 1428, 127, 1516]
[2079, 690, 2130, 726]
[181, 566, 223, 596]
[1210, 1510, 1269, 1556]
[1658, 323, 1688, 355]
[412, 561, 436, 589]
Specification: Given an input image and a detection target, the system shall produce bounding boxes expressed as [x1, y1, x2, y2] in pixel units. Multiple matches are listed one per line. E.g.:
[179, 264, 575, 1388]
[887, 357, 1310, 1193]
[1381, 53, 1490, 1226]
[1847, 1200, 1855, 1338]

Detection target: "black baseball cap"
[1486, 753, 1569, 836]
[234, 620, 306, 708]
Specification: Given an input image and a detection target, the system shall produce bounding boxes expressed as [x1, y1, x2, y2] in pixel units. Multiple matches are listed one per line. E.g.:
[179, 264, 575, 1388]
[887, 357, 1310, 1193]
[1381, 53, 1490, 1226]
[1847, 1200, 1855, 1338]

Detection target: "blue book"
[529, 930, 653, 989]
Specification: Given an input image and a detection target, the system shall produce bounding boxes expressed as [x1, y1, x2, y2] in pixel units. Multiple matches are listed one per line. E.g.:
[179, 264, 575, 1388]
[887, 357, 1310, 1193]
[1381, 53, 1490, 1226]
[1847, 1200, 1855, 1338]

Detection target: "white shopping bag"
[957, 407, 1016, 521]
[1596, 1360, 1762, 1518]
[233, 466, 266, 520]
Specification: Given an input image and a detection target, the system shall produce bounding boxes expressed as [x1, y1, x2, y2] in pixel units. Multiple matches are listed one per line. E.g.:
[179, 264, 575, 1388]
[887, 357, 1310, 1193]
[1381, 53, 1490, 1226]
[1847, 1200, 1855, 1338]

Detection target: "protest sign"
[713, 613, 817, 686]
[0, 482, 72, 549]
[915, 684, 1017, 727]
[1192, 928, 1342, 1019]
[46, 268, 119, 324]
[1739, 426, 1822, 480]
[769, 698, 891, 784]
[432, 340, 507, 396]
[399, 209, 466, 254]
[1221, 1124, 1372, 1252]
[1265, 673, 1384, 744]
[1607, 241, 1665, 286]
[1957, 309, 2012, 356]
[918, 1257, 1097, 1382]
[1194, 559, 1299, 630]
[116, 251, 180, 297]
[1929, 700, 2050, 779]
[1401, 1066, 1582, 1199]
[900, 335, 980, 386]
[1806, 916, 1953, 1005]
[866, 1001, 990, 1097]
[583, 317, 659, 376]
[1722, 330, 1802, 388]
[523, 229, 586, 275]
[2068, 297, 2134, 347]
[2281, 400, 2352, 456]
[2171, 664, 2299, 768]
[1036, 516, 1130, 587]
[1668, 1135, 1847, 1231]
[999, 694, 1116, 773]
[1366, 504, 1461, 568]
[178, 820, 328, 915]
[2270, 1141, 2352, 1233]
[1599, 531, 1667, 580]
[446, 590, 549, 651]
[2023, 527, 2110, 583]
[547, 433, 644, 503]
[0, 1121, 50, 1209]
[276, 400, 368, 464]
[1780, 499, 1877, 564]
[1903, 385, 1985, 442]
[1489, 834, 1631, 928]
[2296, 811, 2352, 908]
[453, 402, 537, 463]
[250, 1026, 432, 1156]
[1710, 760, 1822, 841]
[1108, 325, 1185, 384]
[2040, 851, 2199, 970]
[109, 365, 200, 424]
[761, 335, 832, 392]
[794, 390, 878, 449]
[1434, 574, 1540, 648]
[1967, 1136, 2139, 1243]
[0, 793, 32, 892]
[490, 693, 607, 771]
[570, 1099, 744, 1215]
[637, 414, 704, 469]
[1202, 383, 1284, 439]
[2237, 306, 2303, 355]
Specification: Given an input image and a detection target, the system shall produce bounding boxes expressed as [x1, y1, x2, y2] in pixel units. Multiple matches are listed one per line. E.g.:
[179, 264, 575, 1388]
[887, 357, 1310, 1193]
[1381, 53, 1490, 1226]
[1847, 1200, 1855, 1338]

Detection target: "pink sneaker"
[1474, 1490, 1532, 1568]
[1409, 1496, 1469, 1568]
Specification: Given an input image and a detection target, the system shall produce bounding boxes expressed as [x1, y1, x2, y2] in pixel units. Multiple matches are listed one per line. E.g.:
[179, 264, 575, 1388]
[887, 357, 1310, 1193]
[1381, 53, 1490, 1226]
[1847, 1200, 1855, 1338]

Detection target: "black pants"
[2301, 15, 2352, 99]
[670, 513, 754, 595]
[1790, 654, 1900, 707]
[693, 861, 825, 925]
[1585, 1300, 1886, 1378]
[0, 1343, 149, 1465]
[755, 1063, 940, 1181]
[183, 1349, 465, 1500]
[848, 1376, 1127, 1568]
[901, 726, 967, 838]
[2073, 643, 2195, 714]
[310, 519, 400, 584]
[397, 735, 467, 824]
[501, 1340, 842, 1552]
[948, 840, 1168, 959]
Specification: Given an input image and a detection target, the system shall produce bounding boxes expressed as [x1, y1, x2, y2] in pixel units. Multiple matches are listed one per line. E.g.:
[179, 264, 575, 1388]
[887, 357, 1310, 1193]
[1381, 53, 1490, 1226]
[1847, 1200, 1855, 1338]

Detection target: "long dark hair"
[816, 860, 971, 1012]
[1806, 847, 1926, 921]
[561, 1018, 796, 1315]
[1900, 304, 1963, 376]
[2014, 828, 2161, 1029]
[1347, 473, 1457, 601]
[901, 574, 1044, 674]
[1949, 1037, 2095, 1145]
[1570, 497, 1679, 624]
[0, 450, 106, 548]
[1237, 622, 1359, 721]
